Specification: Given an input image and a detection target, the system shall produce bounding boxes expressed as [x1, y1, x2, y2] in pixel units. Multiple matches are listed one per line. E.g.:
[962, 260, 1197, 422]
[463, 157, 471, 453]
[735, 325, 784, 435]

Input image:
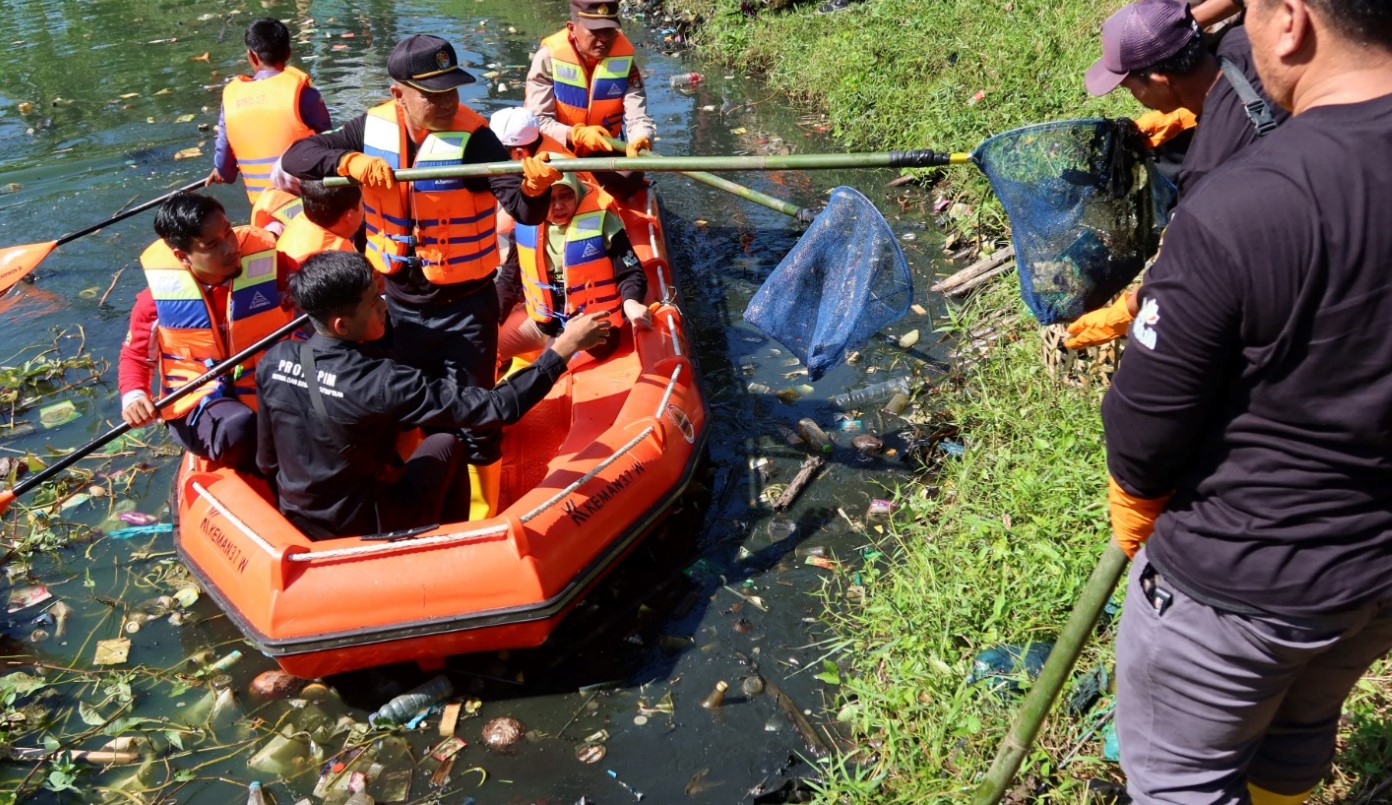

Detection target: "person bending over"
[256, 251, 609, 539]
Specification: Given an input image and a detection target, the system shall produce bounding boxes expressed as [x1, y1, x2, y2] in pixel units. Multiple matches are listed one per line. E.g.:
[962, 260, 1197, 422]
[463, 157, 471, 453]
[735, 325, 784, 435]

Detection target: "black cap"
[387, 35, 475, 93]
[571, 0, 622, 30]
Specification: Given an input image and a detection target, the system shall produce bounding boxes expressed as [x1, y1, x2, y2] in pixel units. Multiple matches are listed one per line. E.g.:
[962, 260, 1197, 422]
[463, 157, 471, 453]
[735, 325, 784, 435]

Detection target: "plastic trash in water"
[967, 642, 1055, 696]
[828, 376, 912, 410]
[796, 418, 833, 454]
[369, 675, 453, 727]
[669, 71, 703, 90]
[117, 511, 159, 526]
[700, 680, 728, 710]
[106, 523, 174, 540]
[247, 781, 267, 805]
[38, 400, 80, 429]
[7, 585, 51, 614]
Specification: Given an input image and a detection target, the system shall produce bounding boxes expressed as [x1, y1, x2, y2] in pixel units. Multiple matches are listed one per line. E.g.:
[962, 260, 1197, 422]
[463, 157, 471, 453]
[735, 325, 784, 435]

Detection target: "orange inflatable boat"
[173, 189, 708, 678]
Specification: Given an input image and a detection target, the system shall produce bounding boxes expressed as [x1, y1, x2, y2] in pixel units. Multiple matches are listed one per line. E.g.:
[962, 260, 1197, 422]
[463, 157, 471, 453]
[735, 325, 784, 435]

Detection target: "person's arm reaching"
[281, 115, 370, 180]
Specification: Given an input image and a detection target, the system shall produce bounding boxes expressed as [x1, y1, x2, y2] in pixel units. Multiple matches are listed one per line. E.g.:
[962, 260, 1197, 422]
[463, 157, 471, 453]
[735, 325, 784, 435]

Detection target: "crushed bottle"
[368, 675, 453, 727]
[669, 71, 703, 90]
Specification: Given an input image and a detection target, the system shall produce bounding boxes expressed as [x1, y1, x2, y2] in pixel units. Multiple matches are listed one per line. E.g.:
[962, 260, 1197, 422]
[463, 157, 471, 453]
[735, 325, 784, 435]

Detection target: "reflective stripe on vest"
[222, 67, 316, 204]
[516, 194, 622, 328]
[250, 188, 305, 230]
[541, 30, 635, 137]
[360, 101, 499, 284]
[139, 228, 289, 418]
[275, 215, 355, 272]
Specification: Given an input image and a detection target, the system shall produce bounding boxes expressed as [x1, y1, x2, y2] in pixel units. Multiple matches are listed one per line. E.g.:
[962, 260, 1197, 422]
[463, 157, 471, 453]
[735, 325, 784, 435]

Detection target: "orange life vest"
[360, 101, 499, 285]
[222, 67, 317, 204]
[497, 134, 577, 240]
[276, 215, 355, 272]
[249, 188, 304, 232]
[140, 227, 289, 419]
[515, 190, 623, 328]
[541, 29, 636, 137]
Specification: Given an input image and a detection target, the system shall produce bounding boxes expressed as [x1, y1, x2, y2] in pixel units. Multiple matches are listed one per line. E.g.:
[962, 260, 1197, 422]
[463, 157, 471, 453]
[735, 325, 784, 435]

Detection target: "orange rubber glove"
[520, 153, 562, 197]
[1065, 292, 1136, 350]
[625, 135, 652, 158]
[569, 124, 613, 155]
[1109, 476, 1173, 558]
[336, 152, 395, 189]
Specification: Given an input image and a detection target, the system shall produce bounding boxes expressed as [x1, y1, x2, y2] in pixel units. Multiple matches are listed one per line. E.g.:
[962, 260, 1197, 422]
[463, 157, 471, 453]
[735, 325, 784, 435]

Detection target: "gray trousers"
[1116, 547, 1392, 804]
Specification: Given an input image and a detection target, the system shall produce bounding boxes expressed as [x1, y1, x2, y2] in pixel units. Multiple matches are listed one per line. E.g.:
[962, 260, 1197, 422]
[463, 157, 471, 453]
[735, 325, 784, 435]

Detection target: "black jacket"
[256, 333, 566, 538]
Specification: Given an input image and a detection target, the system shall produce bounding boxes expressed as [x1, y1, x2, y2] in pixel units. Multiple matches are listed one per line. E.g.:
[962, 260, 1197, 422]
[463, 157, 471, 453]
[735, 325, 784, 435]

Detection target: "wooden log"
[774, 454, 825, 511]
[931, 245, 1015, 294]
[944, 262, 1013, 297]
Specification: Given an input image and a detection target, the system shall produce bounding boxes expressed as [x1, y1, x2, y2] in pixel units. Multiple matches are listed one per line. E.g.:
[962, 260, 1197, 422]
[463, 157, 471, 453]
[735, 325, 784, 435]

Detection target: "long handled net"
[741, 118, 1173, 376]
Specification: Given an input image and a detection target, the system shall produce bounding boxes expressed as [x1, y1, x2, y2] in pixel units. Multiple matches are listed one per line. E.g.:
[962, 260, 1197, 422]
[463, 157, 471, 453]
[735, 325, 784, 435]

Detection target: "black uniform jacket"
[256, 332, 566, 538]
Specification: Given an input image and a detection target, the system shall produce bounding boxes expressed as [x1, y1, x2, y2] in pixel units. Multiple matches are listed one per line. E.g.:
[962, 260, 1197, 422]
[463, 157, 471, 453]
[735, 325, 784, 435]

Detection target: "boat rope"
[287, 523, 511, 562]
[191, 481, 279, 557]
[520, 425, 656, 524]
[647, 193, 668, 300]
[666, 314, 682, 358]
[654, 362, 682, 419]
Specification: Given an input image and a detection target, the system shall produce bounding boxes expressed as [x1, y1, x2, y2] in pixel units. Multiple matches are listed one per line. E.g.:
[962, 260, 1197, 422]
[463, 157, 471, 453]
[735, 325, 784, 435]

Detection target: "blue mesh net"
[743, 186, 912, 380]
[973, 118, 1175, 324]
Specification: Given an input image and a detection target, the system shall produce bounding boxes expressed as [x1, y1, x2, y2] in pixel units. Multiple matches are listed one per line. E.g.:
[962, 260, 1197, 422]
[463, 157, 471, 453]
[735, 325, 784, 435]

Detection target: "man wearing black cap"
[1064, 0, 1287, 350]
[281, 34, 562, 468]
[525, 0, 656, 199]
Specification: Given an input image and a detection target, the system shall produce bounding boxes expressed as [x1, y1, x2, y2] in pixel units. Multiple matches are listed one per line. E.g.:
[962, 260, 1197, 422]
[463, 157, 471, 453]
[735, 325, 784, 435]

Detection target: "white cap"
[489, 107, 541, 148]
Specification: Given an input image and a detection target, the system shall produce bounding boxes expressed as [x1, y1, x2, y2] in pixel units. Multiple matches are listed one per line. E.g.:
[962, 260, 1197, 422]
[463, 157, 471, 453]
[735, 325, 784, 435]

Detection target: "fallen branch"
[931, 245, 1015, 294]
[774, 454, 825, 511]
[97, 267, 126, 307]
[945, 263, 1013, 298]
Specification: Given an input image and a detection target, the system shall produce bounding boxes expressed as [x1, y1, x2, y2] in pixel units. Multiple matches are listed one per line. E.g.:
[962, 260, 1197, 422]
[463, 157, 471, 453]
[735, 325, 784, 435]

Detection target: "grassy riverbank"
[672, 0, 1392, 800]
[669, 0, 1134, 233]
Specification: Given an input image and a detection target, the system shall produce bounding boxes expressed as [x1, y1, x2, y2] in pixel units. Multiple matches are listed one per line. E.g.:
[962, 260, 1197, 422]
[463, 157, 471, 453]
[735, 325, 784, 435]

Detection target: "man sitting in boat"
[525, 0, 655, 199]
[496, 173, 650, 368]
[119, 193, 293, 471]
[256, 251, 610, 539]
[275, 180, 363, 272]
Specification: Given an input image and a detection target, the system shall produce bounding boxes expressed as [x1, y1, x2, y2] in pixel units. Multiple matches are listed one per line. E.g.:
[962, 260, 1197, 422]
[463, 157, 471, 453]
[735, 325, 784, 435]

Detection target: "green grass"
[670, 0, 1136, 241]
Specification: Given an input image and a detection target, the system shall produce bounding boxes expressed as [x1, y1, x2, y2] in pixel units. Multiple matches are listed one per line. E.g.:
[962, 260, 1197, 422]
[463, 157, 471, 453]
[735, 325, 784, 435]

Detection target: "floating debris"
[576, 742, 606, 764]
[250, 670, 304, 699]
[700, 680, 728, 710]
[481, 716, 525, 750]
[94, 637, 131, 665]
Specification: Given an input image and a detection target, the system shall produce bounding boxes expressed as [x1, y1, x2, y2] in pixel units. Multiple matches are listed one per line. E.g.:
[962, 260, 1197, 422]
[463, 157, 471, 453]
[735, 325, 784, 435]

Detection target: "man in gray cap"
[1065, 0, 1287, 351]
[281, 34, 563, 468]
[526, 0, 656, 198]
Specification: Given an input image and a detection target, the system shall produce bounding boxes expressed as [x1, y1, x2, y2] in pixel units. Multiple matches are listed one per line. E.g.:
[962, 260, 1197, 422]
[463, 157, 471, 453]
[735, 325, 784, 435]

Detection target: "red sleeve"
[118, 291, 159, 397]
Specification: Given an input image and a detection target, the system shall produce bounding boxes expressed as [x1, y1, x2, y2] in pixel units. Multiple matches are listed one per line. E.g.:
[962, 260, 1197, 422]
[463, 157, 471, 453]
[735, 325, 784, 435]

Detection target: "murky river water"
[0, 0, 951, 801]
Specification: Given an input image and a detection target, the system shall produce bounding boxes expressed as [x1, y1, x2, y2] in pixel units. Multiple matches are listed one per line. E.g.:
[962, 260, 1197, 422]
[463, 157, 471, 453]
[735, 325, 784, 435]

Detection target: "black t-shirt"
[1103, 93, 1392, 617]
[1177, 27, 1289, 196]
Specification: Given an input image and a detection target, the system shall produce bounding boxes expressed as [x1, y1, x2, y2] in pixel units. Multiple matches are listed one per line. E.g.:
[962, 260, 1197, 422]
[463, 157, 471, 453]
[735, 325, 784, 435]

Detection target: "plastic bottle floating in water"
[369, 675, 453, 726]
[669, 72, 703, 91]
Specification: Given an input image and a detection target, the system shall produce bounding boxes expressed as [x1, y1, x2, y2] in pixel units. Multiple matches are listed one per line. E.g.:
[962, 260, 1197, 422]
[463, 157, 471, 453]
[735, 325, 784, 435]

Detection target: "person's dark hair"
[1137, 31, 1207, 78]
[300, 181, 363, 228]
[245, 18, 292, 65]
[1303, 0, 1392, 47]
[290, 251, 375, 327]
[153, 192, 226, 252]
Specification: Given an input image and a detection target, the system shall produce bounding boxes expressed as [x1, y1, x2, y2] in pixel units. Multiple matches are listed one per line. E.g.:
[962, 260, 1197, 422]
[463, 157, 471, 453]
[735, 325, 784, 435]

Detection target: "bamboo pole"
[931, 246, 1016, 294]
[322, 150, 970, 187]
[971, 543, 1130, 805]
